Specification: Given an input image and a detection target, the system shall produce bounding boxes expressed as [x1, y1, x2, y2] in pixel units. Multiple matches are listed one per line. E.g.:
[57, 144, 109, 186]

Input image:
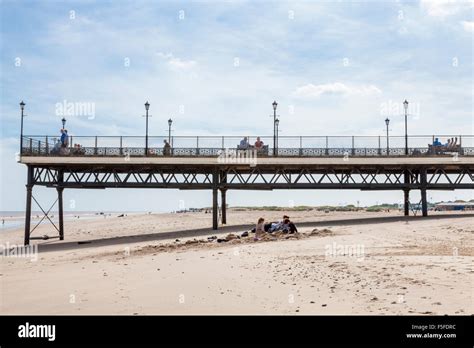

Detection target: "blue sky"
[1, 0, 473, 211]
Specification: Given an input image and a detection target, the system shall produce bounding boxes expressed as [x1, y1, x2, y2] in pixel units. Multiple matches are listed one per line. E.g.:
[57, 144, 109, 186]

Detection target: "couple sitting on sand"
[253, 215, 298, 241]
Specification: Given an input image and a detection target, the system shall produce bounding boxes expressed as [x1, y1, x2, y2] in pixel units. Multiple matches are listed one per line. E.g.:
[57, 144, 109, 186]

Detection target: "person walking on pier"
[60, 129, 66, 147]
[59, 129, 69, 155]
[60, 129, 69, 147]
[163, 139, 171, 156]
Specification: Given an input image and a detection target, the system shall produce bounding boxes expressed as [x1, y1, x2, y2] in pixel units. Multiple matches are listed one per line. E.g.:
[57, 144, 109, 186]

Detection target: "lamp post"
[403, 99, 408, 155]
[144, 101, 150, 156]
[168, 118, 173, 144]
[275, 118, 280, 153]
[272, 100, 278, 156]
[20, 101, 25, 155]
[385, 117, 390, 155]
[61, 117, 66, 129]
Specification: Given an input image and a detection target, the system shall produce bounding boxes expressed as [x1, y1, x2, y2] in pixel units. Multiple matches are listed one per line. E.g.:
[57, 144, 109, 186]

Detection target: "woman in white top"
[255, 217, 265, 240]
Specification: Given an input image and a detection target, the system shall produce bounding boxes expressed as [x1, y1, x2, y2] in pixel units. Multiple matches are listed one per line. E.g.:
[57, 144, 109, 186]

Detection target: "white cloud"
[420, 0, 473, 18]
[461, 20, 474, 32]
[156, 52, 196, 70]
[292, 83, 382, 99]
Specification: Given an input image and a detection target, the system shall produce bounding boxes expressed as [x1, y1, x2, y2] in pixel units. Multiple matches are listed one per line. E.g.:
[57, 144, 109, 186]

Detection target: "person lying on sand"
[262, 215, 298, 234]
[281, 215, 298, 234]
[250, 215, 298, 236]
[264, 221, 280, 233]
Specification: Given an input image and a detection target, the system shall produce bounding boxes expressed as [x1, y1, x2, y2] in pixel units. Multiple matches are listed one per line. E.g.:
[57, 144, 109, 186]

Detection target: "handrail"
[24, 134, 474, 138]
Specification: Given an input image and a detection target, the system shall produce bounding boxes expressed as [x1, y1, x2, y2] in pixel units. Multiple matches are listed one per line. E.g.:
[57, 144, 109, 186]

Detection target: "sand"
[0, 209, 472, 315]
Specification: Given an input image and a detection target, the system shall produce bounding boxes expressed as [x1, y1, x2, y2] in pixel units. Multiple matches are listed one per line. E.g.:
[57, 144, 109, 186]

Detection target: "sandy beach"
[0, 209, 472, 315]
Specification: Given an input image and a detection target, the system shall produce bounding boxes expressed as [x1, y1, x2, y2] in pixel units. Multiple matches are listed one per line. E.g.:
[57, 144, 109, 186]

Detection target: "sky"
[0, 0, 473, 212]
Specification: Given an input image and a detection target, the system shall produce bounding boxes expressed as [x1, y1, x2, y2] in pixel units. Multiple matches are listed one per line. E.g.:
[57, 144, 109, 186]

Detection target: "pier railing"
[20, 135, 474, 157]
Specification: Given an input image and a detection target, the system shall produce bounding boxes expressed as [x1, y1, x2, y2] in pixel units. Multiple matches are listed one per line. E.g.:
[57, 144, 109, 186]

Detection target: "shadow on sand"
[22, 213, 474, 253]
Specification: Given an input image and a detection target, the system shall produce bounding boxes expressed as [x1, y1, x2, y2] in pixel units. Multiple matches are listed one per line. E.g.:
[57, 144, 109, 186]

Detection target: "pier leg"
[421, 189, 428, 217]
[421, 168, 428, 217]
[57, 170, 64, 240]
[57, 187, 64, 240]
[24, 166, 33, 246]
[403, 170, 410, 216]
[220, 189, 227, 224]
[24, 186, 32, 245]
[212, 188, 218, 230]
[403, 189, 410, 216]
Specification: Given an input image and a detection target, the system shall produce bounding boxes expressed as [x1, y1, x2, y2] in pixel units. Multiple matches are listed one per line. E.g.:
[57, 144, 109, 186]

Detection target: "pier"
[19, 134, 474, 245]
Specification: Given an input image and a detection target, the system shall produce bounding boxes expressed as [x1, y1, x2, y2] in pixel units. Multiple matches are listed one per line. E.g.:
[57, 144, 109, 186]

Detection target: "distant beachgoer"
[255, 137, 264, 149]
[238, 137, 249, 150]
[255, 217, 265, 240]
[163, 140, 171, 156]
[433, 138, 441, 146]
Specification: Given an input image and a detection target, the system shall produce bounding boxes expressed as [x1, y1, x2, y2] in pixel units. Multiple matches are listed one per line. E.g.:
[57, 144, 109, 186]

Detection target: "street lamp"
[144, 101, 150, 156]
[402, 99, 410, 216]
[168, 118, 173, 144]
[403, 99, 409, 155]
[272, 100, 278, 156]
[61, 117, 66, 129]
[385, 117, 390, 155]
[20, 101, 26, 156]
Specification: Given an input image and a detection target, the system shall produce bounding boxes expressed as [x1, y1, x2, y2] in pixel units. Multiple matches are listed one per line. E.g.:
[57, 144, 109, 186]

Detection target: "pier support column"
[403, 189, 410, 216]
[24, 166, 33, 246]
[403, 170, 410, 216]
[57, 170, 64, 240]
[212, 188, 218, 230]
[57, 187, 64, 240]
[24, 186, 32, 245]
[420, 168, 428, 217]
[220, 189, 227, 224]
[212, 169, 219, 230]
[421, 188, 428, 217]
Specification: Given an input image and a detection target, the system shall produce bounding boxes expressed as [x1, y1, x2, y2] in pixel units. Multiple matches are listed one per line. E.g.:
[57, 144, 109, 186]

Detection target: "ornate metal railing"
[20, 135, 474, 157]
